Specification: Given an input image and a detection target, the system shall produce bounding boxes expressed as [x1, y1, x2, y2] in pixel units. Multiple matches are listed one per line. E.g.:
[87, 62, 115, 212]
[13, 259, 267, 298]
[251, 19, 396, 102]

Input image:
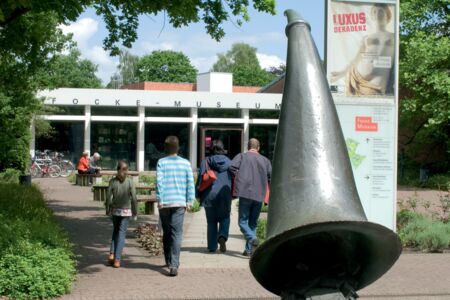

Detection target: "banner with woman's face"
[326, 0, 396, 98]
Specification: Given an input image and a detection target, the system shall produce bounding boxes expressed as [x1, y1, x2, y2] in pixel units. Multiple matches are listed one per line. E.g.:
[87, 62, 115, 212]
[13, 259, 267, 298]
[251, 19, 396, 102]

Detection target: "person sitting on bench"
[90, 152, 102, 173]
[77, 151, 98, 183]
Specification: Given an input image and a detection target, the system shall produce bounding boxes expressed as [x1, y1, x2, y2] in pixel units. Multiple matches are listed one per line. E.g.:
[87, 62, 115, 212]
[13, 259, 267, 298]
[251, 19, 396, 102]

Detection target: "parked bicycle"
[30, 157, 61, 178]
[50, 152, 75, 177]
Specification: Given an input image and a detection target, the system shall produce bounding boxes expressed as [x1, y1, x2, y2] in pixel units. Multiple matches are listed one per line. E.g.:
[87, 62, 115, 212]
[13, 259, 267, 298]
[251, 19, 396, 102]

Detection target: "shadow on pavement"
[181, 246, 247, 259]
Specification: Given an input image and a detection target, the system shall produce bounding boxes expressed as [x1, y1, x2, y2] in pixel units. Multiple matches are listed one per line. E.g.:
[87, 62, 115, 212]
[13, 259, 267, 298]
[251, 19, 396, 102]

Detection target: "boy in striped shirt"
[156, 136, 195, 277]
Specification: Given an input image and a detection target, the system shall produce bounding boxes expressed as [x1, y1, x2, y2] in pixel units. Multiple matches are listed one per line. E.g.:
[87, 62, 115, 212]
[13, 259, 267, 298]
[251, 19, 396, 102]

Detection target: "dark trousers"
[110, 216, 130, 261]
[78, 167, 97, 175]
[159, 207, 185, 269]
[204, 206, 231, 251]
[238, 197, 262, 253]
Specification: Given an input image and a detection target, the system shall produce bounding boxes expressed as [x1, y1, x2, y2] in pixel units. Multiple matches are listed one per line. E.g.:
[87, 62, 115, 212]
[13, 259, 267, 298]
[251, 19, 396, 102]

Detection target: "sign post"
[325, 0, 399, 230]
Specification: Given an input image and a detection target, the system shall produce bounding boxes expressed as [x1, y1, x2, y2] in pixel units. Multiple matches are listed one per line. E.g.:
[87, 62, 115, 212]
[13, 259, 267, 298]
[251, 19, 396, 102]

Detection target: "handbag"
[198, 160, 217, 192]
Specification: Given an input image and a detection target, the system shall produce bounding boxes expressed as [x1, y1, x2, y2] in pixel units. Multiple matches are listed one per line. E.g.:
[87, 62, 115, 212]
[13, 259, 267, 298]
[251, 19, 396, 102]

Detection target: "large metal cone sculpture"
[249, 10, 401, 299]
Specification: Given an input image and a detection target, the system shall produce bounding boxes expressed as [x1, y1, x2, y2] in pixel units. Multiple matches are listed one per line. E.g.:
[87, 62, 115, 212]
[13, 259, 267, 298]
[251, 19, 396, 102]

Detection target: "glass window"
[200, 128, 242, 164]
[144, 124, 189, 170]
[249, 125, 278, 161]
[91, 107, 137, 116]
[198, 109, 240, 118]
[91, 123, 137, 170]
[146, 108, 190, 117]
[42, 105, 84, 115]
[249, 109, 280, 119]
[35, 121, 84, 164]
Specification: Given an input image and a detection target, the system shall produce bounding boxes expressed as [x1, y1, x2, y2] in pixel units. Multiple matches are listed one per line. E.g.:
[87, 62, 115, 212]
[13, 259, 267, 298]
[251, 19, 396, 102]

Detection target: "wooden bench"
[92, 185, 157, 215]
[137, 194, 157, 215]
[99, 170, 140, 183]
[93, 185, 108, 201]
[76, 173, 101, 186]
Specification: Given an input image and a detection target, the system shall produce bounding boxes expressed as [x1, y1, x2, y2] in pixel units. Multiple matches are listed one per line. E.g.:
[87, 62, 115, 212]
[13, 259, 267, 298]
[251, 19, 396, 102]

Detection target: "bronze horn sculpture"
[249, 10, 401, 300]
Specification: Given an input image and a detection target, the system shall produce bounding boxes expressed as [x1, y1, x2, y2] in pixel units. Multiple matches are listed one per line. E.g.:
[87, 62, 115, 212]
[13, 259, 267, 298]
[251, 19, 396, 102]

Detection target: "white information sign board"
[326, 0, 399, 230]
[336, 103, 396, 229]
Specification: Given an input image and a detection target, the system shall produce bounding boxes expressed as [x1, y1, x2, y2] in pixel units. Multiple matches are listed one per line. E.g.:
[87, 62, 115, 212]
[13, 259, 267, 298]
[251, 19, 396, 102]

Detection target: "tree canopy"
[37, 48, 102, 89]
[0, 1, 275, 55]
[107, 49, 140, 88]
[399, 0, 450, 171]
[212, 43, 276, 86]
[213, 43, 261, 72]
[232, 64, 276, 86]
[0, 1, 275, 172]
[137, 51, 198, 83]
[0, 12, 68, 172]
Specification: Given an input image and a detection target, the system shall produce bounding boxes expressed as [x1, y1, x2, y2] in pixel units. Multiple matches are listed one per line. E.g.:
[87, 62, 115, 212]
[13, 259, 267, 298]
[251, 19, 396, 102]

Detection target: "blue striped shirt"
[156, 155, 195, 208]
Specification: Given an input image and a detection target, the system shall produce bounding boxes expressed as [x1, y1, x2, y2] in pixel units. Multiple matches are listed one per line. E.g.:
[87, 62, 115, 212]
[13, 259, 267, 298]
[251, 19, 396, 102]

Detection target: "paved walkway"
[36, 178, 450, 300]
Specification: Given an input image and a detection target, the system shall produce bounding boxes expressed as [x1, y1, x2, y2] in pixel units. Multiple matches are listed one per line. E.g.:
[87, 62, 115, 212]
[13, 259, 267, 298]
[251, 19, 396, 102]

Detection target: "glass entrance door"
[199, 127, 242, 163]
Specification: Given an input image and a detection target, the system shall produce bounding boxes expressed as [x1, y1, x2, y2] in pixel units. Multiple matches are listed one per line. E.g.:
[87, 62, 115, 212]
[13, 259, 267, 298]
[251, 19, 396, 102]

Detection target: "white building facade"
[35, 73, 281, 171]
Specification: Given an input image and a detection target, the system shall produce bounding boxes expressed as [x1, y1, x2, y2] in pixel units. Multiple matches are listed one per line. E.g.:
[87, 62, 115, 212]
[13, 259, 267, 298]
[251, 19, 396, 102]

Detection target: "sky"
[60, 1, 326, 84]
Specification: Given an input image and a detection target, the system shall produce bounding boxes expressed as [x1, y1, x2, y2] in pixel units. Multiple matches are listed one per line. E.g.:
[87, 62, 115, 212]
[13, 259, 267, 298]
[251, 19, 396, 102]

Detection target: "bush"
[426, 174, 450, 190]
[138, 202, 146, 214]
[261, 204, 269, 213]
[0, 241, 75, 300]
[67, 173, 76, 184]
[257, 219, 267, 242]
[416, 222, 450, 252]
[0, 183, 75, 299]
[0, 168, 21, 184]
[397, 209, 421, 231]
[190, 199, 201, 213]
[140, 175, 156, 186]
[397, 209, 450, 252]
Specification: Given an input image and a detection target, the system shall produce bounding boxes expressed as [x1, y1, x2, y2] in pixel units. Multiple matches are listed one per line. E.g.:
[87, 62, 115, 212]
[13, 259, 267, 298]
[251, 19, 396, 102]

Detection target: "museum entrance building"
[35, 72, 282, 171]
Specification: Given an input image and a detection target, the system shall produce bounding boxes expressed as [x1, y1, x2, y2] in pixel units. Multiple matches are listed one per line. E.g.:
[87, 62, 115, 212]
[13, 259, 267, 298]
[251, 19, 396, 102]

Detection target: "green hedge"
[0, 184, 76, 299]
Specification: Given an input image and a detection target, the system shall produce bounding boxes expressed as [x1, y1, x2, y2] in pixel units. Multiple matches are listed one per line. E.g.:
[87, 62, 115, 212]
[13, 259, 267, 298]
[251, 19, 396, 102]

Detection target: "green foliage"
[261, 204, 269, 213]
[67, 173, 77, 184]
[0, 241, 75, 300]
[0, 168, 21, 184]
[399, 0, 450, 170]
[120, 49, 139, 85]
[426, 174, 450, 191]
[398, 167, 450, 190]
[232, 64, 276, 87]
[256, 218, 267, 242]
[138, 202, 146, 214]
[397, 209, 450, 252]
[139, 174, 156, 186]
[397, 209, 420, 231]
[137, 50, 198, 83]
[107, 49, 140, 88]
[36, 48, 102, 89]
[190, 200, 201, 213]
[416, 222, 450, 252]
[0, 1, 275, 172]
[213, 43, 261, 71]
[0, 184, 75, 299]
[0, 12, 68, 172]
[212, 43, 276, 86]
[1, 1, 276, 54]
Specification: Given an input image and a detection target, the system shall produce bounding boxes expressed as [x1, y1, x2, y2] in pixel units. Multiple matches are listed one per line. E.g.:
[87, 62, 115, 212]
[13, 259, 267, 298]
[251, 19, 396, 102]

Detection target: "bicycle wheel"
[59, 161, 74, 177]
[30, 165, 40, 178]
[48, 165, 62, 178]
